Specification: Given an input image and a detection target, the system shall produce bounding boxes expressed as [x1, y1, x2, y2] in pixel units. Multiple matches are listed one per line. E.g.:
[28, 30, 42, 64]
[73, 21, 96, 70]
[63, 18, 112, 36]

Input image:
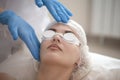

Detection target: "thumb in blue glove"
[35, 0, 73, 23]
[0, 10, 40, 61]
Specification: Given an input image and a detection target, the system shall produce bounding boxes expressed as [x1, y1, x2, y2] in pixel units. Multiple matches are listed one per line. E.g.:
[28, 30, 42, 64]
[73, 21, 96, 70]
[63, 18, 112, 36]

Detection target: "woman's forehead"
[48, 23, 75, 32]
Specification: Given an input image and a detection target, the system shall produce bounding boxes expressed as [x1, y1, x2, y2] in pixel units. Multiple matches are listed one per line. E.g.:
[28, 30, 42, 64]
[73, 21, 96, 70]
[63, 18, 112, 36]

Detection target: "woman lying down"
[0, 11, 120, 80]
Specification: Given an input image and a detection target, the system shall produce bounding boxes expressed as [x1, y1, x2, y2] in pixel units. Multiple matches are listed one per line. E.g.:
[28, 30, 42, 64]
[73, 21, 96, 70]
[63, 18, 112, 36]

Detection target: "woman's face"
[40, 23, 81, 68]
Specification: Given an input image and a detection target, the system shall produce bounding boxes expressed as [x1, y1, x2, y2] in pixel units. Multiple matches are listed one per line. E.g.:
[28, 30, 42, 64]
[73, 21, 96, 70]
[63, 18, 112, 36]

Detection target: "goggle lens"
[42, 30, 80, 45]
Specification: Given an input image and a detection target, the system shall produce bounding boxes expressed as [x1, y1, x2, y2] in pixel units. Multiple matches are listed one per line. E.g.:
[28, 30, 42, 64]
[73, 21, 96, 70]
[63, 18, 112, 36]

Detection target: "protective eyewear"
[42, 30, 80, 46]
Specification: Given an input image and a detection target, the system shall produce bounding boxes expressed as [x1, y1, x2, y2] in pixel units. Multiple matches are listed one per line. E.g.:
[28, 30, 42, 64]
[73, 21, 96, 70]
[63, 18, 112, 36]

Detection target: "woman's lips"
[48, 44, 62, 51]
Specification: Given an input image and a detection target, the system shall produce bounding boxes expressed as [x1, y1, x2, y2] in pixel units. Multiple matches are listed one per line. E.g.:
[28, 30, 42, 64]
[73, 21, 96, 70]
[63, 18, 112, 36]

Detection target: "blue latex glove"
[35, 0, 72, 23]
[35, 0, 44, 7]
[0, 10, 40, 61]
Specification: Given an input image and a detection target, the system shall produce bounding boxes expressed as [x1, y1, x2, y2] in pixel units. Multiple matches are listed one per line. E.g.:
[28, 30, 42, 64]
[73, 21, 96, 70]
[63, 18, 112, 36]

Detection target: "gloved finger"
[47, 5, 61, 22]
[57, 4, 69, 23]
[27, 35, 40, 61]
[31, 35, 40, 61]
[54, 3, 69, 23]
[19, 30, 40, 61]
[35, 0, 44, 7]
[8, 25, 18, 40]
[30, 32, 40, 61]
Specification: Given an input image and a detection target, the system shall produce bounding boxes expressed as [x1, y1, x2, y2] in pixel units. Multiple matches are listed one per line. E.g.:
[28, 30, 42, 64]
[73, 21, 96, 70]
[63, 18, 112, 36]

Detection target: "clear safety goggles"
[42, 30, 80, 46]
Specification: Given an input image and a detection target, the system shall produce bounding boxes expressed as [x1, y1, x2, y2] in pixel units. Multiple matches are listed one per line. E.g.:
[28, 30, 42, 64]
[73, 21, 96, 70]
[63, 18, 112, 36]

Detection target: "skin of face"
[40, 23, 81, 68]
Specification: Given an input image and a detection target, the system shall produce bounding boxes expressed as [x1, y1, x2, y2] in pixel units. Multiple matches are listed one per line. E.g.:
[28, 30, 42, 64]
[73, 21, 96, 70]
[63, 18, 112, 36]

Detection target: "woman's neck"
[37, 64, 74, 80]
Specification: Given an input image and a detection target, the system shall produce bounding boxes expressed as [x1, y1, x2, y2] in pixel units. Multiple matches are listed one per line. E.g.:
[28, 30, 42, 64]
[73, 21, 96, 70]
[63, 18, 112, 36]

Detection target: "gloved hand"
[35, 0, 72, 23]
[0, 10, 40, 61]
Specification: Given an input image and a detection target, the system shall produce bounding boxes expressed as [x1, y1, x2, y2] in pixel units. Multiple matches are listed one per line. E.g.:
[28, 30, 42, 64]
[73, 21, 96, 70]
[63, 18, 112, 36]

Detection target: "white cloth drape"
[0, 52, 120, 80]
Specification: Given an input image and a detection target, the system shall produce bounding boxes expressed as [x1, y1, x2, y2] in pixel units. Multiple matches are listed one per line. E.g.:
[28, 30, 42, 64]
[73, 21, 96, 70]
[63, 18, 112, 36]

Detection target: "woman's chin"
[41, 52, 61, 63]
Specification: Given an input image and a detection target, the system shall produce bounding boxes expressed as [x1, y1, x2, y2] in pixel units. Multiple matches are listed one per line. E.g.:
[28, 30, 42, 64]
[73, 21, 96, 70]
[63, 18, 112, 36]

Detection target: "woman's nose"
[52, 35, 62, 43]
